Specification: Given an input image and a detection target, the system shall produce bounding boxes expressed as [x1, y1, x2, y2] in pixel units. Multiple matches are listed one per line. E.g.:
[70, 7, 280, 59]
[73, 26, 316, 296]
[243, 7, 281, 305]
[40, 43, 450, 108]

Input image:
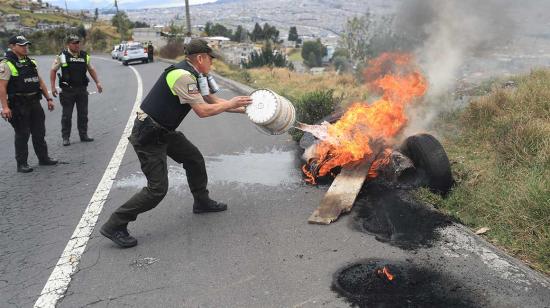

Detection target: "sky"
[44, 0, 218, 10]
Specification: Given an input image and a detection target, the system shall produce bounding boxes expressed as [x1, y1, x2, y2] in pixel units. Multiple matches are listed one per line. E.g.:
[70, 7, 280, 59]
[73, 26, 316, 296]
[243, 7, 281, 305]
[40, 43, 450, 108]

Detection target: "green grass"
[288, 48, 303, 62]
[416, 69, 550, 274]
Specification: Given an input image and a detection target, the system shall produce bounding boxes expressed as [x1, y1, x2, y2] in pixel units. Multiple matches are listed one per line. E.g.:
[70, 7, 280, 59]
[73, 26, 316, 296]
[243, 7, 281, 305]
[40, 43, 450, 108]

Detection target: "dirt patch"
[352, 180, 452, 249]
[333, 259, 484, 308]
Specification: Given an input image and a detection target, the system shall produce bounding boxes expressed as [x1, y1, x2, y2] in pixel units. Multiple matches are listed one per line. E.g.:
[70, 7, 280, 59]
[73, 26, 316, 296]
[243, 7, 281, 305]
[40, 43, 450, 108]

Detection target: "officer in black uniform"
[0, 35, 58, 173]
[49, 34, 102, 146]
[100, 38, 252, 248]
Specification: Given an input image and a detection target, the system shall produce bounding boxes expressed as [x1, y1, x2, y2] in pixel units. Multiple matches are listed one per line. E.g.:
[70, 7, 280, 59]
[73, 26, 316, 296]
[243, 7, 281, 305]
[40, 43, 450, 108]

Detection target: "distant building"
[220, 42, 257, 66]
[204, 36, 231, 49]
[2, 14, 22, 31]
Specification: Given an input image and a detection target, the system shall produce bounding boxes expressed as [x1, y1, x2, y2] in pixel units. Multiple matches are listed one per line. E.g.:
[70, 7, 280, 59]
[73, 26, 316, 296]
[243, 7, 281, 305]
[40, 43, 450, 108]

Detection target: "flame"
[303, 52, 427, 182]
[377, 266, 395, 281]
[368, 149, 393, 179]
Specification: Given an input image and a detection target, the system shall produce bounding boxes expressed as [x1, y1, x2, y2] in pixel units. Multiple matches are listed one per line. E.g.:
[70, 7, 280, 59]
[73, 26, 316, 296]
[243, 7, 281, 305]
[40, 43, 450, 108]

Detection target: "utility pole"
[114, 0, 122, 41]
[185, 0, 192, 38]
[64, 0, 68, 15]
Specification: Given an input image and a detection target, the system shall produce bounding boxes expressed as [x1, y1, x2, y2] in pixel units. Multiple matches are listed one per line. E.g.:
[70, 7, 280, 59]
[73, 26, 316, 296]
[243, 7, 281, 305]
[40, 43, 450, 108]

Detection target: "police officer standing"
[147, 41, 154, 62]
[100, 38, 252, 248]
[49, 34, 102, 146]
[0, 35, 58, 173]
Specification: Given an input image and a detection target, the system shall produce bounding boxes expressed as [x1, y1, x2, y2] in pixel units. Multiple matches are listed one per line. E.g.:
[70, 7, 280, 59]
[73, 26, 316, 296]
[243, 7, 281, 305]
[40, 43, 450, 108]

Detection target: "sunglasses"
[69, 41, 80, 45]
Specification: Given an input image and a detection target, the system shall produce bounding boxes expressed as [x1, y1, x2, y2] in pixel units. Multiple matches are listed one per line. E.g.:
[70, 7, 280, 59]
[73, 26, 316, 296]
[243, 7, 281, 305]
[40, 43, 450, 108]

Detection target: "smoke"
[394, 0, 515, 96]
[390, 0, 516, 138]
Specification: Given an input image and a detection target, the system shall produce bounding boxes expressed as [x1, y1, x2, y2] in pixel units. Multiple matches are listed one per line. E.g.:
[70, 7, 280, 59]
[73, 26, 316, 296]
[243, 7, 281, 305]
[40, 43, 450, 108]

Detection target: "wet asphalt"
[0, 56, 549, 307]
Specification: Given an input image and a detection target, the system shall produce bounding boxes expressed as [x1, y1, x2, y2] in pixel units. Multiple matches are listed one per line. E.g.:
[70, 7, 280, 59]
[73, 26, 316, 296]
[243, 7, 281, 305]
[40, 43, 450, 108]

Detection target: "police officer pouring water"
[50, 34, 102, 146]
[0, 35, 58, 173]
[100, 38, 252, 248]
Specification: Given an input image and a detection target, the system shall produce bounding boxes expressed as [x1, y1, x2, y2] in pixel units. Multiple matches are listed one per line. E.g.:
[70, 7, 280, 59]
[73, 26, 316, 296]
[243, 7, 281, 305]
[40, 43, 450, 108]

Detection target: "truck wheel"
[399, 134, 454, 195]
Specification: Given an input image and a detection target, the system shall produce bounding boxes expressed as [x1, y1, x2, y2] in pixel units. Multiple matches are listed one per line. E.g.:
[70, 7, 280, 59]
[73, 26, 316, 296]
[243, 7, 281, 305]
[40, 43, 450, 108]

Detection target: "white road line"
[34, 64, 143, 308]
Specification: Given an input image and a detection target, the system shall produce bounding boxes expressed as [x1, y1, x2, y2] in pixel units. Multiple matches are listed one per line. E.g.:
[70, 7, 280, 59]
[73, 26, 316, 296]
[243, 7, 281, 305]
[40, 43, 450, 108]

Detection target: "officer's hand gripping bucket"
[245, 89, 296, 135]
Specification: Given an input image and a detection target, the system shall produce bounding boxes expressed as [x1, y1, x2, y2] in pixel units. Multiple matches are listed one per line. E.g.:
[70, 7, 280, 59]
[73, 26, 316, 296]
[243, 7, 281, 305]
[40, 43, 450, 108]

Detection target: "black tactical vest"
[3, 51, 41, 95]
[59, 50, 89, 88]
[140, 61, 201, 130]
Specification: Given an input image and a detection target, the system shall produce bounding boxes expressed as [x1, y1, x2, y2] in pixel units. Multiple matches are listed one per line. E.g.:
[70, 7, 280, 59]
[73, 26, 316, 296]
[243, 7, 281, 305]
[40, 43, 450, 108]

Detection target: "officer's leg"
[29, 100, 49, 161]
[75, 90, 89, 138]
[166, 131, 209, 200]
[9, 102, 31, 166]
[104, 142, 170, 230]
[60, 90, 75, 140]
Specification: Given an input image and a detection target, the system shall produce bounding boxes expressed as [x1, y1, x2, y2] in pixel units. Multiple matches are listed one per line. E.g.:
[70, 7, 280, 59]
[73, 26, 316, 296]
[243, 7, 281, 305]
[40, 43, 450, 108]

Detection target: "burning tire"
[399, 134, 454, 195]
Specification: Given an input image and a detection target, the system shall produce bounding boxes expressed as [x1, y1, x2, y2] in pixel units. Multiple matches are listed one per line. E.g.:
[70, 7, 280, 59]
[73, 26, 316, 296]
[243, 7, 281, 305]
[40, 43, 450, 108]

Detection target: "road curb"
[157, 57, 255, 95]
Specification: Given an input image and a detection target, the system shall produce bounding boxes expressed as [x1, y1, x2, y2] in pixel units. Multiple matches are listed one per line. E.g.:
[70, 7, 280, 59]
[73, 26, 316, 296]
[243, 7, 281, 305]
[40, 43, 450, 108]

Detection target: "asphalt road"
[0, 56, 549, 308]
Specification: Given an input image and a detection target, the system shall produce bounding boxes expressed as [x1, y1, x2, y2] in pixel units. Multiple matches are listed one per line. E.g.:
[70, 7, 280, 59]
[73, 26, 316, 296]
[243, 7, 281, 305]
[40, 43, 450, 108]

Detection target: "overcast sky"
[44, 0, 217, 10]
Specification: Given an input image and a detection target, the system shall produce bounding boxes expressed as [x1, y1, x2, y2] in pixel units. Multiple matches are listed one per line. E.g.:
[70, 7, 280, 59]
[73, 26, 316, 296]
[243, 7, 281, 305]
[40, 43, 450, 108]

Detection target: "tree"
[341, 12, 373, 66]
[77, 24, 87, 40]
[301, 39, 326, 67]
[288, 26, 298, 41]
[243, 41, 290, 69]
[232, 25, 247, 42]
[111, 12, 132, 40]
[94, 8, 98, 21]
[262, 23, 279, 42]
[250, 23, 263, 42]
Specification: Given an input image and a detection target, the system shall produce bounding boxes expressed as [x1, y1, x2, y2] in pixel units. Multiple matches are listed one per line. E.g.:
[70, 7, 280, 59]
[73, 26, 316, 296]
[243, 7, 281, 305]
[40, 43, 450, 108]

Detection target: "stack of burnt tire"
[299, 113, 454, 195]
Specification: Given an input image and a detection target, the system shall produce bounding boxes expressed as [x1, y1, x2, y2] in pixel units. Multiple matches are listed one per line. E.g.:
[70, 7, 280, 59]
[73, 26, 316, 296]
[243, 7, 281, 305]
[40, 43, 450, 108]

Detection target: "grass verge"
[416, 69, 550, 274]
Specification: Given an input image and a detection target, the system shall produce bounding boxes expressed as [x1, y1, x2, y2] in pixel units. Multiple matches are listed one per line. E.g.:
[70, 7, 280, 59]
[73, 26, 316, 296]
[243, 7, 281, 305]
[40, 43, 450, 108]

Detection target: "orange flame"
[377, 266, 395, 281]
[303, 52, 427, 182]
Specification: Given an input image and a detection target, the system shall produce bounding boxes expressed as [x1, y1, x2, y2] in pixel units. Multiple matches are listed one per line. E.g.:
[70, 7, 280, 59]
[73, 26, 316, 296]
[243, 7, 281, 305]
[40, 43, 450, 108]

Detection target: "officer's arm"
[203, 94, 246, 114]
[49, 57, 60, 94]
[87, 65, 101, 86]
[38, 77, 53, 102]
[189, 98, 250, 118]
[0, 79, 9, 112]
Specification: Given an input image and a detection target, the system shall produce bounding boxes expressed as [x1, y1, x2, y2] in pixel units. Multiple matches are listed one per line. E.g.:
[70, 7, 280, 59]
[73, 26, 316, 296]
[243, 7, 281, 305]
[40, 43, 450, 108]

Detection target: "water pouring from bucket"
[245, 89, 296, 135]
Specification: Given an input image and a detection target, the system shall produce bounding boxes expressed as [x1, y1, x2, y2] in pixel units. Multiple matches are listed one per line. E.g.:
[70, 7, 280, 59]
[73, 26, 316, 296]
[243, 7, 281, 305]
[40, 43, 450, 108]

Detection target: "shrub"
[159, 40, 185, 59]
[289, 89, 337, 141]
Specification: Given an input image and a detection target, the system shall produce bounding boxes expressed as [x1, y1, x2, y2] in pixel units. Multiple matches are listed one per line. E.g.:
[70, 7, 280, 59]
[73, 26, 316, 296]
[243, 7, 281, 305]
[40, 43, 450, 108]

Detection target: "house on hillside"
[220, 42, 257, 66]
[2, 14, 22, 32]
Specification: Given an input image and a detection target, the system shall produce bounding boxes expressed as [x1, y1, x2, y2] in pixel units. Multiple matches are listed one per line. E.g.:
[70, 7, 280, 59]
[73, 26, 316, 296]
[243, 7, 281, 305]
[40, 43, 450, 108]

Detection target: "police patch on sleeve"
[187, 83, 199, 94]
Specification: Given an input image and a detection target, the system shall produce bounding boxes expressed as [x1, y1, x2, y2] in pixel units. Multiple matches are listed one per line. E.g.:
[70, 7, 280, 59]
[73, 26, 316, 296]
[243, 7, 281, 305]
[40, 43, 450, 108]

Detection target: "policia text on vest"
[99, 38, 252, 248]
[0, 35, 58, 173]
[50, 35, 102, 146]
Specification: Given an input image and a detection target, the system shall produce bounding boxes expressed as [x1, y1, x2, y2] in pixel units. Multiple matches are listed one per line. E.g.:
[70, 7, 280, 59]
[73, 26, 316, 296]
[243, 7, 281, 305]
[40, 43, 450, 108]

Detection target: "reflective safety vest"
[1, 51, 40, 95]
[59, 50, 90, 88]
[140, 61, 201, 130]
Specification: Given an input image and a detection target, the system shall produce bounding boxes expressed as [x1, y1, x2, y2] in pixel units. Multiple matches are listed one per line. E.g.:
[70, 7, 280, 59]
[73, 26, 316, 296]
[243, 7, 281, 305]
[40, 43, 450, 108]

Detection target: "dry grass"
[214, 60, 370, 105]
[420, 69, 550, 274]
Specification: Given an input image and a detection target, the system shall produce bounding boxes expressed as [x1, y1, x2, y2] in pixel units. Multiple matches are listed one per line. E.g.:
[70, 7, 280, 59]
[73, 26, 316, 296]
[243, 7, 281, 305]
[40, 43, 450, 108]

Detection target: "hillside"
[0, 0, 82, 27]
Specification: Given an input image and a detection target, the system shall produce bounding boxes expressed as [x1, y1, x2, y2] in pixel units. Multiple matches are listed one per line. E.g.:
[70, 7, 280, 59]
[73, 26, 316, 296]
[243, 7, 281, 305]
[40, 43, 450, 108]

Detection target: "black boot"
[193, 198, 228, 214]
[63, 138, 70, 146]
[100, 224, 137, 248]
[39, 157, 58, 166]
[17, 163, 33, 173]
[80, 135, 94, 142]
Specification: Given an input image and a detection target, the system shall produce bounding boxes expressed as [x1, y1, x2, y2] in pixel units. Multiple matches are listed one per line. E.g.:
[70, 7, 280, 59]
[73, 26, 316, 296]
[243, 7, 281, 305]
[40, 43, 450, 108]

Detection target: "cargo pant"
[104, 116, 209, 230]
[8, 95, 50, 165]
[60, 87, 89, 139]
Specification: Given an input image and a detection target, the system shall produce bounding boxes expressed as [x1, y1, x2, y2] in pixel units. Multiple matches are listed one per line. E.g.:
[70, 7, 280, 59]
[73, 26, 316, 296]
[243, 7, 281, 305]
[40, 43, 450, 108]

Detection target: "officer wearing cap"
[100, 38, 252, 248]
[49, 34, 102, 146]
[0, 35, 58, 173]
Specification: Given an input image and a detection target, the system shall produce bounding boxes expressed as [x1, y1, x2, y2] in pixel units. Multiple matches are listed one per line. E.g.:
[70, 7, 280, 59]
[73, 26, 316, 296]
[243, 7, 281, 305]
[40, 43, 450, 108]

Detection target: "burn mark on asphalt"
[352, 180, 452, 249]
[332, 259, 485, 308]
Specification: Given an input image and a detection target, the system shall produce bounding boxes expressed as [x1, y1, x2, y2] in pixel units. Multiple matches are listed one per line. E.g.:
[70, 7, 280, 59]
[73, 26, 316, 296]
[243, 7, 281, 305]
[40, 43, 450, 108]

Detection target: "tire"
[123, 61, 128, 66]
[399, 134, 454, 195]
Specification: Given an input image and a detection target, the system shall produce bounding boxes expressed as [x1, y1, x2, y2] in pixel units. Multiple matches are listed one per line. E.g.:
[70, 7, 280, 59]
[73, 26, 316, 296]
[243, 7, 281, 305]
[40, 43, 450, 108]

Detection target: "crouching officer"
[100, 38, 252, 248]
[50, 34, 102, 146]
[0, 35, 58, 173]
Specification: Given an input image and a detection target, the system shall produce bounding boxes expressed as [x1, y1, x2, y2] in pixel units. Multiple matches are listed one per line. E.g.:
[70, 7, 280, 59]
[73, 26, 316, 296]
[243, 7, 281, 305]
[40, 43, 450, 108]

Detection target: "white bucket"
[246, 89, 296, 135]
